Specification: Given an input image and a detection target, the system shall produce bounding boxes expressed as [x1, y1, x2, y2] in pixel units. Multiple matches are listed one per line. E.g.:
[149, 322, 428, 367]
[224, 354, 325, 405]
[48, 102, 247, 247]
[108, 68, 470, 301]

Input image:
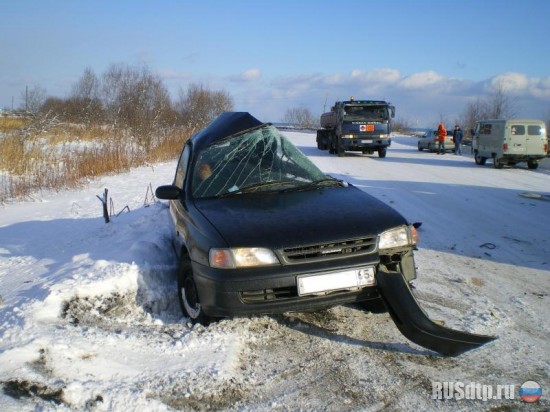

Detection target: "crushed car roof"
[191, 112, 264, 152]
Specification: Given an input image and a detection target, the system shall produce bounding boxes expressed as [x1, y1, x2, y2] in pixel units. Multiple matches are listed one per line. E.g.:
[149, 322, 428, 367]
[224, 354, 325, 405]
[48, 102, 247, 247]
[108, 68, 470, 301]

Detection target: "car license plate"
[297, 267, 376, 296]
[361, 139, 373, 144]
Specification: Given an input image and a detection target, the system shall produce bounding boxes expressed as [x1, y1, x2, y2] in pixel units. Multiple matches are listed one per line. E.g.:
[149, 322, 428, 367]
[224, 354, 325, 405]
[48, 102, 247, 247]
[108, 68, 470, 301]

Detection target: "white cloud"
[322, 73, 346, 85]
[351, 68, 401, 84]
[490, 72, 529, 93]
[399, 71, 445, 90]
[530, 76, 550, 99]
[241, 68, 261, 81]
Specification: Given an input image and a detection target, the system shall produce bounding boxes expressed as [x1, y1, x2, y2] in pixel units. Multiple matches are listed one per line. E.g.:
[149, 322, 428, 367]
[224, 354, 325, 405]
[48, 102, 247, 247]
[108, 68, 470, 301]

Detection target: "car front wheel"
[177, 257, 210, 324]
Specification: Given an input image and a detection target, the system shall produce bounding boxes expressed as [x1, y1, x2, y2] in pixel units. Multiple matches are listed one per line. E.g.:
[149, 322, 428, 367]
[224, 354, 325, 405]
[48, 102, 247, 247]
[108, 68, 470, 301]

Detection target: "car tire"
[474, 152, 486, 165]
[417, 143, 423, 151]
[378, 148, 387, 158]
[177, 257, 210, 325]
[360, 297, 388, 314]
[527, 160, 539, 170]
[492, 155, 503, 169]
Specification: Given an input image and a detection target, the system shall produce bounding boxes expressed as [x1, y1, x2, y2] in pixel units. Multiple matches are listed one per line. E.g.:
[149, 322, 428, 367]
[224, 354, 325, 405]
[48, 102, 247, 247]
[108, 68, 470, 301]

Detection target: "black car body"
[156, 112, 496, 356]
[157, 112, 417, 321]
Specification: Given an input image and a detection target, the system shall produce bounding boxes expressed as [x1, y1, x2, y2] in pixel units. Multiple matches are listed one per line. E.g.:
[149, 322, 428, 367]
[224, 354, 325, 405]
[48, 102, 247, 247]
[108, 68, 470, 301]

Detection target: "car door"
[170, 143, 191, 256]
[509, 123, 528, 155]
[525, 123, 545, 154]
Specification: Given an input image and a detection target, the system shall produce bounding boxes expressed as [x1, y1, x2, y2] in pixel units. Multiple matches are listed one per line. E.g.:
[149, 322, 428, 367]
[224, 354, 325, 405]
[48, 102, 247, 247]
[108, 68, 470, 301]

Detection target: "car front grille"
[279, 236, 377, 264]
[240, 287, 297, 303]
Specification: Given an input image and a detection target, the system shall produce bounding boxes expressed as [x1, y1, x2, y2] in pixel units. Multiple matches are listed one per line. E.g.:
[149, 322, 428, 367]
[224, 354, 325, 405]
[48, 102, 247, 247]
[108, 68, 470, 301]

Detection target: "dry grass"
[0, 117, 28, 132]
[0, 123, 190, 203]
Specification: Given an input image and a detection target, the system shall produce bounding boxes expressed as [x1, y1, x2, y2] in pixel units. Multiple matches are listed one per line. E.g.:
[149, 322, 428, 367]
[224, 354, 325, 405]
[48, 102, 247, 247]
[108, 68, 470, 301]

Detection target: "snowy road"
[1, 131, 549, 411]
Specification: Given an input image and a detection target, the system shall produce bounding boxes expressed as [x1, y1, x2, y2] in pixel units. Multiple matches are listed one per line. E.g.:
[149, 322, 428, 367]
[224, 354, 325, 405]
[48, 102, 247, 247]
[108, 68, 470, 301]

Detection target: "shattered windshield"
[192, 125, 331, 198]
[344, 105, 388, 121]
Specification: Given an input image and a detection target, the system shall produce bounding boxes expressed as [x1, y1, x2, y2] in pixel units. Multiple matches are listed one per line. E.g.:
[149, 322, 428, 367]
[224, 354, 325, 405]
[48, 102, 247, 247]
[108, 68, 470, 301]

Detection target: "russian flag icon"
[520, 381, 542, 403]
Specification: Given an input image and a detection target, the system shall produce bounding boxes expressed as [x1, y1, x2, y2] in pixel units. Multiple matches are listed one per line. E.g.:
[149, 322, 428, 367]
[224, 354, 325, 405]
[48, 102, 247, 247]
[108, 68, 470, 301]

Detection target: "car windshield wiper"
[216, 181, 296, 198]
[278, 178, 346, 193]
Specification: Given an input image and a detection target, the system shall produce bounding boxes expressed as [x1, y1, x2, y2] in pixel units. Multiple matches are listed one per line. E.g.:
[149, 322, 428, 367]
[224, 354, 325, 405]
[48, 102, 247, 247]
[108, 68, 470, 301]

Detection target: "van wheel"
[474, 153, 486, 165]
[177, 257, 210, 325]
[492, 155, 504, 169]
[527, 160, 539, 170]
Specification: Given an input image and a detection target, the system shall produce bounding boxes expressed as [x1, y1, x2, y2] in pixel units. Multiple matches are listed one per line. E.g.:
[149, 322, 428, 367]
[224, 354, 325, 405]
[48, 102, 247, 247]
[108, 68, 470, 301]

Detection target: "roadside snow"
[0, 132, 549, 411]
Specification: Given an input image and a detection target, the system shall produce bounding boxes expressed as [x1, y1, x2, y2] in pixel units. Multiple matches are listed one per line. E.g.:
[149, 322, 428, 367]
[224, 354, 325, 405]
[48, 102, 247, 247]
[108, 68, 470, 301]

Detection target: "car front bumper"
[191, 254, 384, 317]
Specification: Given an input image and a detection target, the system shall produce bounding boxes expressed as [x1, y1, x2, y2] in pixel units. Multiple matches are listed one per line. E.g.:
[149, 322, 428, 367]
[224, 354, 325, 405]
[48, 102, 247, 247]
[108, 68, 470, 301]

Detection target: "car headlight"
[378, 226, 414, 250]
[209, 248, 280, 269]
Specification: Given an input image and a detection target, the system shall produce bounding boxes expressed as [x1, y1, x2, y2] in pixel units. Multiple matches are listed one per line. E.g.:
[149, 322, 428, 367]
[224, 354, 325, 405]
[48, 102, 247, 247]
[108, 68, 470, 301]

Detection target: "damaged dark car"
[156, 112, 495, 356]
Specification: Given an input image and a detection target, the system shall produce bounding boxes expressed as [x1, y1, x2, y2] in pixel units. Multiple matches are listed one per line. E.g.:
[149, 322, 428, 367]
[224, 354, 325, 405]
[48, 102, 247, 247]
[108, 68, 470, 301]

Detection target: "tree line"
[20, 64, 234, 138]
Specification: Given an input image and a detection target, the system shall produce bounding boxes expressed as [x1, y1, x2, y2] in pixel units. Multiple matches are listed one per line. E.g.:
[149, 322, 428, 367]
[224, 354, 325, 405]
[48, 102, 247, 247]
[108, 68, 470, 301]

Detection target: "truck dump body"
[317, 99, 395, 158]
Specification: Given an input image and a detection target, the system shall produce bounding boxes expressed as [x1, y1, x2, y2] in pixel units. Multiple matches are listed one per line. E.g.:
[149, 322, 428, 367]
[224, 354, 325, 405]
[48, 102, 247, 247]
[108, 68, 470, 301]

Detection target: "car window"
[527, 125, 543, 135]
[511, 125, 525, 135]
[192, 125, 327, 198]
[174, 144, 190, 189]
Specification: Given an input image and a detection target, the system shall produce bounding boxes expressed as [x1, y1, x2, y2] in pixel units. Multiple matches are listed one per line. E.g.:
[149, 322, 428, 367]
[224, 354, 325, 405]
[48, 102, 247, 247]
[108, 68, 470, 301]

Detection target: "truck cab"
[317, 99, 395, 158]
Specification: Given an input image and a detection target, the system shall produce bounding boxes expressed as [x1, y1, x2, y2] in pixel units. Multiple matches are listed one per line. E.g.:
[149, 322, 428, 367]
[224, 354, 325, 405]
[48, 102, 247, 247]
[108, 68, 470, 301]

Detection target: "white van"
[473, 119, 548, 169]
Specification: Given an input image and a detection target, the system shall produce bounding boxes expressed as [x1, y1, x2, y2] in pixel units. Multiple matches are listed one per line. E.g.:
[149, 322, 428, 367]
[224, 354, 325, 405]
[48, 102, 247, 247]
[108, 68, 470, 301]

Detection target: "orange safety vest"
[437, 124, 446, 142]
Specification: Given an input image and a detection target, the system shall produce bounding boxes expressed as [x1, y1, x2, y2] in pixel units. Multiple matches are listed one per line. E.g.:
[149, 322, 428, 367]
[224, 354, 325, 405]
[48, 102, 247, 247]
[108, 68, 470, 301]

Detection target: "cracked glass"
[192, 125, 329, 198]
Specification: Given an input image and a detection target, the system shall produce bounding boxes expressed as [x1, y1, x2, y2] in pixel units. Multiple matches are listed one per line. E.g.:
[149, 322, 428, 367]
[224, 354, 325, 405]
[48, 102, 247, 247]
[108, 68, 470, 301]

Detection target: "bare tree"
[70, 67, 104, 124]
[459, 82, 517, 141]
[175, 83, 233, 132]
[101, 63, 173, 142]
[282, 107, 318, 128]
[21, 85, 47, 114]
[488, 80, 516, 119]
[459, 97, 490, 139]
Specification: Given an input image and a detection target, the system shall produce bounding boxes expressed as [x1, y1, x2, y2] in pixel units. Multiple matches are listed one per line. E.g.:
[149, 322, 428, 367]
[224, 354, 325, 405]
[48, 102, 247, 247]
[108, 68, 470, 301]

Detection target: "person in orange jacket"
[437, 122, 447, 154]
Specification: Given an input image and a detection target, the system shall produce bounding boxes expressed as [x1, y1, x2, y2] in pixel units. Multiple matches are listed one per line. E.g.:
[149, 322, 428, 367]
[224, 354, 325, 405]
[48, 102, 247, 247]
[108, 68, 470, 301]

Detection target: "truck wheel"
[378, 148, 387, 158]
[178, 257, 210, 325]
[527, 160, 539, 170]
[328, 136, 336, 154]
[492, 155, 503, 169]
[474, 152, 486, 165]
[336, 139, 345, 157]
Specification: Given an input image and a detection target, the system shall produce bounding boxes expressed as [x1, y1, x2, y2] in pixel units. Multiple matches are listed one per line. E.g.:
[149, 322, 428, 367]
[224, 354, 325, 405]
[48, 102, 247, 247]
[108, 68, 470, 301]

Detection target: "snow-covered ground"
[0, 131, 549, 411]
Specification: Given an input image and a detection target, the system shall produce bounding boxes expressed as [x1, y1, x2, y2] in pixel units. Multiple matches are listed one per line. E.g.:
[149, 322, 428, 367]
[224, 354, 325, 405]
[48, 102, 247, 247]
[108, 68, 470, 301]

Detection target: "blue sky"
[1, 0, 549, 127]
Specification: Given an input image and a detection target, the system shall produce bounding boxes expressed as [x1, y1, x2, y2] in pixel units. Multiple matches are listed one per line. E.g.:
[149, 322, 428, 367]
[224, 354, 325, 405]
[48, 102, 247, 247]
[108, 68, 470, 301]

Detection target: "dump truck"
[316, 98, 395, 157]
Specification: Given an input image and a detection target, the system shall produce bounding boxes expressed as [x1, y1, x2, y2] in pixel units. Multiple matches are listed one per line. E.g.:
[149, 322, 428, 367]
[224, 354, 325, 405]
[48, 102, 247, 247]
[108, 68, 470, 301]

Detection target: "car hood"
[193, 185, 407, 249]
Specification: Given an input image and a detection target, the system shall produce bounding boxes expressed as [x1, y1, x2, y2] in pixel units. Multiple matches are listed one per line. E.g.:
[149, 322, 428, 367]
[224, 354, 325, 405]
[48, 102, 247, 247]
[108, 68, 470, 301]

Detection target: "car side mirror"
[155, 185, 182, 200]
